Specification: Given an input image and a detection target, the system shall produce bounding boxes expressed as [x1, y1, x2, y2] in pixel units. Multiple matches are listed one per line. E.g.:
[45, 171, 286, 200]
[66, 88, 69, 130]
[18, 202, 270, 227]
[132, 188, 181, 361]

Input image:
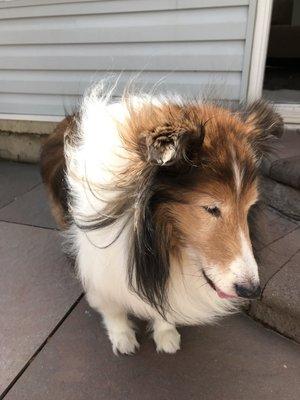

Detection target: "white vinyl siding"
[0, 0, 257, 117]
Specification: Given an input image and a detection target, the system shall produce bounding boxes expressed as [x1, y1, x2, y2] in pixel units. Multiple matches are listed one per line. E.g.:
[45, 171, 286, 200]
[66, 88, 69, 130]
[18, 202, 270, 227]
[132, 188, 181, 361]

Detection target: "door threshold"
[274, 103, 300, 125]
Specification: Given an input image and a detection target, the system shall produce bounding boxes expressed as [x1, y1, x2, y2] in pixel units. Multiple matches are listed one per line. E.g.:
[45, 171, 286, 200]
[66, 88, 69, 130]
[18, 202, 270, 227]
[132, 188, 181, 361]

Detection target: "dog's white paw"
[109, 329, 139, 355]
[154, 328, 181, 354]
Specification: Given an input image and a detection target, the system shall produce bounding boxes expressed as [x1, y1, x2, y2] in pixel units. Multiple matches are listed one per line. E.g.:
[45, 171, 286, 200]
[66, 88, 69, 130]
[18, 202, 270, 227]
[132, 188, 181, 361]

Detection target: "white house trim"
[240, 0, 257, 100]
[247, 0, 300, 124]
[246, 0, 273, 102]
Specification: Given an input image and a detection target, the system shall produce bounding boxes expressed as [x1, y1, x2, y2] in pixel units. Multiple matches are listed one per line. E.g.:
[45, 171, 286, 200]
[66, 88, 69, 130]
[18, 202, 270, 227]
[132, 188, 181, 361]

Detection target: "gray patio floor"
[0, 160, 299, 400]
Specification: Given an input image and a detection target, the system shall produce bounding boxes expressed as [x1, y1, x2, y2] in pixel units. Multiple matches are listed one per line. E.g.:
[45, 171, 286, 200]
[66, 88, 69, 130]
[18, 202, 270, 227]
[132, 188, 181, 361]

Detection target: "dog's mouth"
[202, 269, 216, 290]
[202, 269, 236, 300]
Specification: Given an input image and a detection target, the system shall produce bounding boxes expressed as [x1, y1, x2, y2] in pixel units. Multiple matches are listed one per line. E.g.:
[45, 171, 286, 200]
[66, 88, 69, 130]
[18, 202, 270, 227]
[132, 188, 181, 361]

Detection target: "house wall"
[0, 0, 257, 117]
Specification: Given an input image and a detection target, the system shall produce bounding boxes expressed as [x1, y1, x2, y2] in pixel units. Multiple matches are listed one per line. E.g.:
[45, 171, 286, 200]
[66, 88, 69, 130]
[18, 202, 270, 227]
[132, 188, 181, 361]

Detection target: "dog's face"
[164, 110, 264, 300]
[117, 99, 283, 312]
[173, 170, 260, 300]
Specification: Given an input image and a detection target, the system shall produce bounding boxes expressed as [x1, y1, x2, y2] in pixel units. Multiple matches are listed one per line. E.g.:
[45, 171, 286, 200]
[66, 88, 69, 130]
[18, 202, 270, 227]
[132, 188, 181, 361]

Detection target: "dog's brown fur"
[41, 100, 282, 234]
[40, 97, 283, 312]
[40, 115, 76, 228]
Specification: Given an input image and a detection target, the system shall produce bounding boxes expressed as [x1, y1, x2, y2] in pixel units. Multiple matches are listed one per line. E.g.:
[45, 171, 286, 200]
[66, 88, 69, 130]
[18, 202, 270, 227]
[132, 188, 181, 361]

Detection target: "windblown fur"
[41, 85, 283, 354]
[40, 115, 76, 228]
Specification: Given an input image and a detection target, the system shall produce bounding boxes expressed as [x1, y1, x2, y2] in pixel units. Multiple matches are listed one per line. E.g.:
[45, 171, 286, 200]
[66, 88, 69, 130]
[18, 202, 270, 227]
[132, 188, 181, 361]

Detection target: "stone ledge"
[261, 129, 300, 191]
[0, 131, 48, 163]
[0, 119, 58, 163]
[249, 301, 299, 342]
[260, 176, 300, 221]
[249, 225, 300, 343]
[269, 156, 300, 190]
[0, 119, 58, 135]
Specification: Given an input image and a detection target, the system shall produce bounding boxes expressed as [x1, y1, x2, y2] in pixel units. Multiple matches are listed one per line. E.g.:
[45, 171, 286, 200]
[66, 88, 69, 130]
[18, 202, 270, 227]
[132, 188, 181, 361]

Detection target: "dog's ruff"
[41, 85, 283, 354]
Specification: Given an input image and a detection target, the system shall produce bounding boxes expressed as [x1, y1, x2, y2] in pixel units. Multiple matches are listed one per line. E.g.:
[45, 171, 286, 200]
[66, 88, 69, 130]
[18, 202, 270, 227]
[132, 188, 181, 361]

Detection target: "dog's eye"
[203, 206, 221, 217]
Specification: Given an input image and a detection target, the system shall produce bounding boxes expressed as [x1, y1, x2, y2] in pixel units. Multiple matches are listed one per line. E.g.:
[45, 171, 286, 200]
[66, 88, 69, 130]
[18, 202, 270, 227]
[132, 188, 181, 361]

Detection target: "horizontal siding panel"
[0, 0, 250, 18]
[0, 41, 244, 71]
[0, 7, 248, 44]
[0, 93, 79, 115]
[0, 70, 241, 99]
[0, 1, 254, 116]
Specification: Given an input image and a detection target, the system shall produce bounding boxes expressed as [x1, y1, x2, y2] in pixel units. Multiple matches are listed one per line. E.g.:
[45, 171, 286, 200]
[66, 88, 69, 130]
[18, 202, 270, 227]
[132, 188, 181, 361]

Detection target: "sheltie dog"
[41, 84, 283, 354]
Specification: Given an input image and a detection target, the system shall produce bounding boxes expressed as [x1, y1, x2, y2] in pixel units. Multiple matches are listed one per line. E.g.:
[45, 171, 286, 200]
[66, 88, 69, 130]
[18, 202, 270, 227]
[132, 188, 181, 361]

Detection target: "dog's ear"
[241, 100, 284, 160]
[140, 124, 205, 166]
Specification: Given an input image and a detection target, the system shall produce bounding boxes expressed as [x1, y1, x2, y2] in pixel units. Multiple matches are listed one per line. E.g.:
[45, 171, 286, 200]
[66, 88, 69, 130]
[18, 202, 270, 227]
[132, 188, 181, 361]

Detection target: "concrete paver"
[0, 184, 56, 229]
[0, 160, 299, 400]
[0, 161, 41, 208]
[4, 299, 300, 400]
[0, 222, 81, 395]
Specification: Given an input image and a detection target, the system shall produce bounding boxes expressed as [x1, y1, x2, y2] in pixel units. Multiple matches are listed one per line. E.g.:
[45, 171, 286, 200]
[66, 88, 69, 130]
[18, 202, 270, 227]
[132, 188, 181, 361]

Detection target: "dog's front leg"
[152, 318, 181, 354]
[86, 292, 139, 355]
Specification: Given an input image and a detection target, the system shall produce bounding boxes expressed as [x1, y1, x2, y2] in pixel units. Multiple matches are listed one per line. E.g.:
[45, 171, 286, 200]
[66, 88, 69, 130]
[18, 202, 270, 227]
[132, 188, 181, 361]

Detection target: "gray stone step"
[269, 156, 300, 190]
[249, 204, 300, 343]
[261, 128, 300, 219]
[260, 176, 300, 221]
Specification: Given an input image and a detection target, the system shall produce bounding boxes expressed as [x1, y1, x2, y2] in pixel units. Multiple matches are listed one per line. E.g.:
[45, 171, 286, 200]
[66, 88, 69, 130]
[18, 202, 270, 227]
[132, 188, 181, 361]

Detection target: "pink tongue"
[216, 289, 236, 299]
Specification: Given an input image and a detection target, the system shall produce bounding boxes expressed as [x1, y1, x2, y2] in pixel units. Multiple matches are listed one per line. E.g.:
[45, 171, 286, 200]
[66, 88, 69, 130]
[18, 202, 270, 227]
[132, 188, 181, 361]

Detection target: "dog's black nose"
[235, 283, 261, 299]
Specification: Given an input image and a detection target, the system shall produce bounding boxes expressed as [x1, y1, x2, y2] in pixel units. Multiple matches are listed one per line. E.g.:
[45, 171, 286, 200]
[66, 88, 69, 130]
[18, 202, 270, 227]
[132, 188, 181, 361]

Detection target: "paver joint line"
[0, 293, 84, 400]
[260, 214, 299, 249]
[0, 160, 299, 400]
[0, 182, 41, 211]
[261, 249, 300, 297]
[0, 218, 58, 231]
